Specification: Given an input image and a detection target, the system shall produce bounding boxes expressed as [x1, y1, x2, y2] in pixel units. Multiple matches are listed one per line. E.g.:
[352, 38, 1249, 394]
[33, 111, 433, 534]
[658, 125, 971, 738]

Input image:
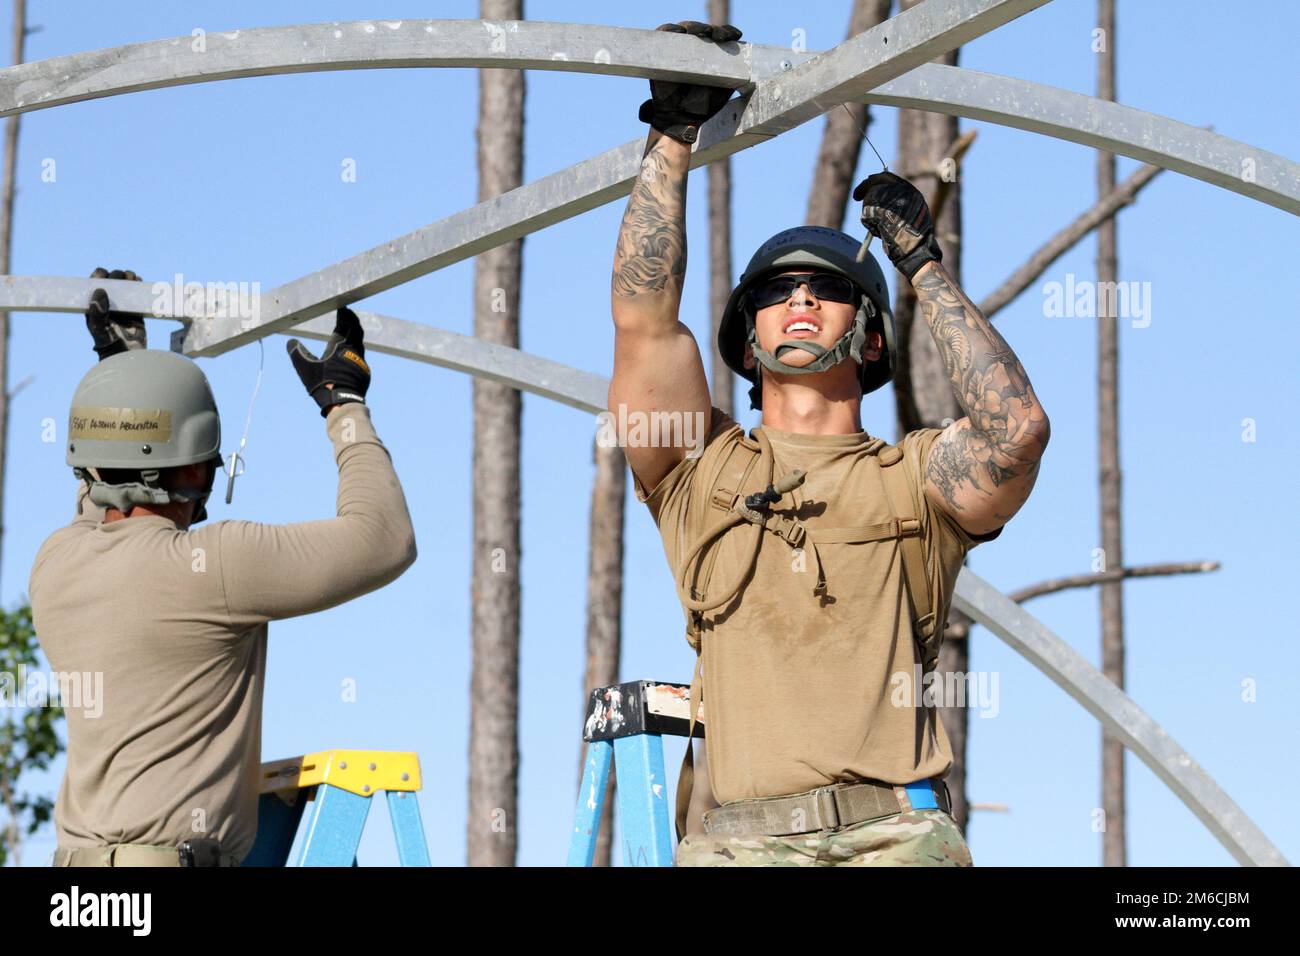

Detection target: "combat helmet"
[66, 349, 222, 523]
[718, 225, 896, 410]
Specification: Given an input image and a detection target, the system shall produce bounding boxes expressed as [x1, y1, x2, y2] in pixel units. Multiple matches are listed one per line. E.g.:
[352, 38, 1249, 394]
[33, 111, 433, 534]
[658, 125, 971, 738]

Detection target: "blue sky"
[2, 0, 1297, 867]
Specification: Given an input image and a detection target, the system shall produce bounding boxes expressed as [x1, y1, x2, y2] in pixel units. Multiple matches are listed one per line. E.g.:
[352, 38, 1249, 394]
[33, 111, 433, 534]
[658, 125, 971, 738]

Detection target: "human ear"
[863, 330, 884, 362]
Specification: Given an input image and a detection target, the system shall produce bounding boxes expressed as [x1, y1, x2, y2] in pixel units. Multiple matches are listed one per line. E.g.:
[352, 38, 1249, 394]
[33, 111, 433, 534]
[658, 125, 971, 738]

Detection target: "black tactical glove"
[85, 268, 147, 360]
[853, 171, 943, 283]
[638, 21, 743, 145]
[286, 307, 371, 417]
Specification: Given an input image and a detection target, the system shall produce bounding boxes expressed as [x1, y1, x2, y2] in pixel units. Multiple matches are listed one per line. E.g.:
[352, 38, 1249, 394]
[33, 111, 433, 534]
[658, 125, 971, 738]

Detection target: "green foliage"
[0, 601, 64, 866]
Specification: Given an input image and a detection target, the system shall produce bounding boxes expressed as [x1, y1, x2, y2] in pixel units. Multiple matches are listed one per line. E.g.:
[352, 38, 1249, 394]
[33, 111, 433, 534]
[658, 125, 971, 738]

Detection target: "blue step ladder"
[568, 680, 702, 867]
[241, 749, 431, 866]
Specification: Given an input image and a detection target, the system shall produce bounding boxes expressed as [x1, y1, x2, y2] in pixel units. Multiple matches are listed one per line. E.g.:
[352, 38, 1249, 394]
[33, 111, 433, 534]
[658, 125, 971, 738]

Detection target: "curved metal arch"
[953, 574, 1286, 867]
[861, 64, 1300, 216]
[0, 20, 1294, 217]
[0, 20, 770, 116]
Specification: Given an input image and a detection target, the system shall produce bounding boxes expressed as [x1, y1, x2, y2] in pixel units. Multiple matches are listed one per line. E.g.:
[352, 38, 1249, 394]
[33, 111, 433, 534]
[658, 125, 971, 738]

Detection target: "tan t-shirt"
[634, 407, 1001, 805]
[29, 404, 416, 862]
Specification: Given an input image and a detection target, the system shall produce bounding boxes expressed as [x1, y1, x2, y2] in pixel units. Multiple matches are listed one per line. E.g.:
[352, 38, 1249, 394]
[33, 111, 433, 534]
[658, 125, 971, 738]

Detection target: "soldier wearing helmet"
[611, 22, 1050, 867]
[30, 271, 417, 867]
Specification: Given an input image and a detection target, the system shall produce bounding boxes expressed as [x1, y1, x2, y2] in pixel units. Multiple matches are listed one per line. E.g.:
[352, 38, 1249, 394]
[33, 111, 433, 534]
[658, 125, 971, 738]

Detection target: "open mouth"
[783, 316, 821, 336]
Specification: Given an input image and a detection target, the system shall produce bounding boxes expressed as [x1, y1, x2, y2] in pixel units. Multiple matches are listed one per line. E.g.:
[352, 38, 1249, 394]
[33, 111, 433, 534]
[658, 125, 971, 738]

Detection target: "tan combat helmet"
[66, 349, 223, 523]
[718, 225, 897, 410]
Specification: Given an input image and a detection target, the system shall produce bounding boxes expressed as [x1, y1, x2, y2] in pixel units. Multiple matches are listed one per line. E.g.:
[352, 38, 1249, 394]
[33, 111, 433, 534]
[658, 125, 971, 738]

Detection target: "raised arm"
[217, 403, 416, 624]
[608, 20, 742, 495]
[609, 129, 711, 494]
[855, 172, 1050, 537]
[218, 309, 416, 624]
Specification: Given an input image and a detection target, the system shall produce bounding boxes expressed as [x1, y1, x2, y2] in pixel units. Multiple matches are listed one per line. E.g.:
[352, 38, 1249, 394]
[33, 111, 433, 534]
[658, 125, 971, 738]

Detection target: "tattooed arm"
[914, 260, 1051, 536]
[609, 130, 711, 494]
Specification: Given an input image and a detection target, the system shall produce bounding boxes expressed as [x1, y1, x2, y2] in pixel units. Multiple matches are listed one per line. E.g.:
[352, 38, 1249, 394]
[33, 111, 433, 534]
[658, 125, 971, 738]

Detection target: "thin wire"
[841, 103, 888, 171]
[225, 339, 264, 505]
[840, 104, 889, 262]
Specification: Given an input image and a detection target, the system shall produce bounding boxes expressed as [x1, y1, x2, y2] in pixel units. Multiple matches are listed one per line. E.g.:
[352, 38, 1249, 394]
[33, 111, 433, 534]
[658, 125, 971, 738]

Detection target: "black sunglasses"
[748, 271, 859, 311]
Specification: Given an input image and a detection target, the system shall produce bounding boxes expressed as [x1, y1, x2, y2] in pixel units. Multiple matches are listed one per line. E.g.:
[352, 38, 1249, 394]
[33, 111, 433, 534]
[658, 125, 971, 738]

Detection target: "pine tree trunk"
[1095, 0, 1126, 868]
[890, 0, 972, 835]
[468, 0, 525, 867]
[0, 0, 27, 595]
[578, 439, 625, 866]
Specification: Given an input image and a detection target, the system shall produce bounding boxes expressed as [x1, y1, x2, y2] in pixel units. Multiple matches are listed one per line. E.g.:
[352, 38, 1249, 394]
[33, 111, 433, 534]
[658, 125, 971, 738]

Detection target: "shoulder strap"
[877, 443, 940, 673]
[673, 437, 767, 845]
[681, 439, 763, 646]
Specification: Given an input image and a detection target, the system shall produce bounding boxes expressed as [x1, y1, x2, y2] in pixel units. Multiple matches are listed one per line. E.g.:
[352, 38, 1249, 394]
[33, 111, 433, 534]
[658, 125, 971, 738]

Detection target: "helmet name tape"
[70, 406, 173, 443]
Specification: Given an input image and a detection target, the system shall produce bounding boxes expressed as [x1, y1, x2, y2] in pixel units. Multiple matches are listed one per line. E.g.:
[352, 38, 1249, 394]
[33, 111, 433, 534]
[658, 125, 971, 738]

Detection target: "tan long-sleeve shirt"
[29, 403, 416, 863]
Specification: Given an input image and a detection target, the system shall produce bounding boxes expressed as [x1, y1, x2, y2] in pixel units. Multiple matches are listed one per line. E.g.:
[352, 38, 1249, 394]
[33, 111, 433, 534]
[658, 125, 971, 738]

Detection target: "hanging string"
[842, 103, 889, 263]
[842, 102, 889, 171]
[225, 339, 264, 505]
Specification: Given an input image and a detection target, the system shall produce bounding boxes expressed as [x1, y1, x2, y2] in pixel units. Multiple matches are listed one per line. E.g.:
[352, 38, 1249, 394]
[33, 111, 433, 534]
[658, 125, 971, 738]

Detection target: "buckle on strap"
[814, 786, 841, 830]
[711, 486, 739, 511]
[895, 516, 921, 537]
[767, 514, 806, 549]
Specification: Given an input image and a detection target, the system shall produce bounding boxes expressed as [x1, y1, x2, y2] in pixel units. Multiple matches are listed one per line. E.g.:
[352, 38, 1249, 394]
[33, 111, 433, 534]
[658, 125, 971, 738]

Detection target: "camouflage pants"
[675, 808, 973, 867]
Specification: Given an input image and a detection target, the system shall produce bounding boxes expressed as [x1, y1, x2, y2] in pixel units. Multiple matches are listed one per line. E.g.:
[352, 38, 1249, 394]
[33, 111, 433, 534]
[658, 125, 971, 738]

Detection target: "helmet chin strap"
[746, 299, 874, 405]
[80, 463, 216, 524]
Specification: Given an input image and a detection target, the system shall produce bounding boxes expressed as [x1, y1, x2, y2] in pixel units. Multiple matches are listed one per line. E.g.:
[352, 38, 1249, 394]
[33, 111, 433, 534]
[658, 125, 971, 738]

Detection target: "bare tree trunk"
[804, 0, 893, 231]
[0, 0, 27, 596]
[468, 0, 525, 867]
[578, 439, 625, 866]
[1095, 0, 1126, 868]
[890, 0, 971, 834]
[707, 0, 734, 417]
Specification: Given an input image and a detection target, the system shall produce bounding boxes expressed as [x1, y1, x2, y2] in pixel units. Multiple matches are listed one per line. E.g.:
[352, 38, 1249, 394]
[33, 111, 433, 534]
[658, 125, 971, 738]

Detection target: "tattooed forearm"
[612, 133, 690, 304]
[914, 260, 1049, 514]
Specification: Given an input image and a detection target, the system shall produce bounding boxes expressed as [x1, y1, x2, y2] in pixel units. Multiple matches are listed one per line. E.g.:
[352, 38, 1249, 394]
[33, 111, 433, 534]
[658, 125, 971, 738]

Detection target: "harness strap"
[674, 652, 706, 844]
[671, 432, 940, 844]
[806, 517, 921, 544]
[877, 444, 939, 671]
[679, 442, 762, 649]
[674, 429, 822, 619]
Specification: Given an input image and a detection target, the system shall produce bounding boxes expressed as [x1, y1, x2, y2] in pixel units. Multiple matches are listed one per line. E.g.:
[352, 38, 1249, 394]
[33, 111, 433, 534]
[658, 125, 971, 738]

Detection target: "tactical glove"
[853, 171, 943, 283]
[286, 307, 371, 417]
[638, 21, 743, 145]
[85, 268, 147, 360]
